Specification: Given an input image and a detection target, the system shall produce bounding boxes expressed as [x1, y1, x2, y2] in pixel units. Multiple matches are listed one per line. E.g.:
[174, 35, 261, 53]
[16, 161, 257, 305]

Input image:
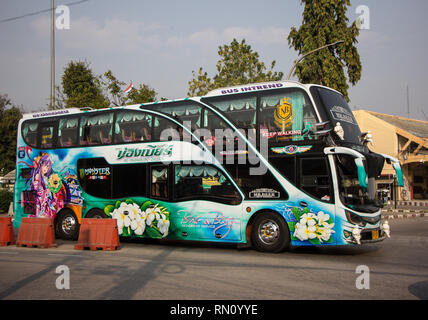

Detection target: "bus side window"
[59, 117, 78, 147]
[81, 112, 113, 146]
[174, 164, 240, 204]
[270, 156, 296, 185]
[151, 166, 168, 200]
[259, 89, 318, 143]
[77, 157, 112, 199]
[148, 101, 203, 132]
[114, 111, 152, 143]
[39, 122, 56, 149]
[22, 121, 39, 147]
[203, 95, 257, 132]
[152, 116, 182, 142]
[299, 157, 332, 202]
[112, 163, 147, 198]
[224, 161, 288, 200]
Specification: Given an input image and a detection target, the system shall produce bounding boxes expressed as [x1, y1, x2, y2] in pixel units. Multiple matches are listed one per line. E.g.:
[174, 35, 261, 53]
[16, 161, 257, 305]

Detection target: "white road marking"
[47, 253, 83, 258]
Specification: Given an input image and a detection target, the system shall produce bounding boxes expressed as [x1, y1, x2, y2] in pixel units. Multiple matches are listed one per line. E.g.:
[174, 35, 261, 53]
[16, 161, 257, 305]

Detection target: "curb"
[382, 211, 427, 220]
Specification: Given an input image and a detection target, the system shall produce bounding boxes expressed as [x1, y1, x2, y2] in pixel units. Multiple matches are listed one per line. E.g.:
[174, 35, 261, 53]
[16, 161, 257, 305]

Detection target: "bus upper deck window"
[59, 117, 78, 147]
[22, 122, 38, 147]
[203, 95, 257, 131]
[147, 101, 203, 132]
[259, 89, 317, 142]
[40, 123, 56, 149]
[115, 111, 152, 143]
[80, 112, 113, 146]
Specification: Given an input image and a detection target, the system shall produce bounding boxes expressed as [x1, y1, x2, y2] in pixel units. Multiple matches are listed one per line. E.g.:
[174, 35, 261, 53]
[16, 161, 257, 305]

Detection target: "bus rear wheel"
[56, 208, 80, 240]
[251, 212, 290, 253]
[85, 208, 108, 219]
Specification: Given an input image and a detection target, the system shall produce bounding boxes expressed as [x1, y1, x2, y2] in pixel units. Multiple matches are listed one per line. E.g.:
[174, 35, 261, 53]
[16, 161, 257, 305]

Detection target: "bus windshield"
[335, 155, 381, 213]
[315, 87, 362, 145]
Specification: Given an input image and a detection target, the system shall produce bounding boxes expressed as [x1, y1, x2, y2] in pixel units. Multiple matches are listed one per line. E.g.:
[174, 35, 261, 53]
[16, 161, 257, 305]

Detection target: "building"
[0, 169, 15, 191]
[353, 110, 428, 200]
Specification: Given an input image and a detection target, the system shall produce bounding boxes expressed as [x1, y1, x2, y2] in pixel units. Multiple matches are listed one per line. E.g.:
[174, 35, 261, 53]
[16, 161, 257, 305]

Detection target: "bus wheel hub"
[62, 216, 75, 233]
[259, 221, 279, 244]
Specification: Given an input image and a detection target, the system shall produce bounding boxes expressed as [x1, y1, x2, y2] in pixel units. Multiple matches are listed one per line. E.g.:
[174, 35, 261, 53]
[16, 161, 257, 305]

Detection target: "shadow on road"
[408, 280, 428, 300]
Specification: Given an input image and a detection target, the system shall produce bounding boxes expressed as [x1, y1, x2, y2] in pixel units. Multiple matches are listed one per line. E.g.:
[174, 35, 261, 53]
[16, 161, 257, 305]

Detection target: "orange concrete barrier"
[16, 217, 57, 248]
[0, 217, 15, 246]
[74, 218, 120, 251]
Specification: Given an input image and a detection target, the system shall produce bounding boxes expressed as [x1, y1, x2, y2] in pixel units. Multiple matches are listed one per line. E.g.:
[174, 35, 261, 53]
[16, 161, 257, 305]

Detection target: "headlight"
[345, 210, 366, 227]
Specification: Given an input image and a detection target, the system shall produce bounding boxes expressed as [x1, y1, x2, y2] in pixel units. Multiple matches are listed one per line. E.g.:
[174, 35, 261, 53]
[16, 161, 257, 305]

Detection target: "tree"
[188, 38, 283, 96]
[100, 71, 159, 106]
[54, 62, 160, 109]
[287, 0, 362, 101]
[126, 84, 158, 105]
[0, 94, 23, 174]
[60, 60, 109, 109]
[101, 70, 126, 107]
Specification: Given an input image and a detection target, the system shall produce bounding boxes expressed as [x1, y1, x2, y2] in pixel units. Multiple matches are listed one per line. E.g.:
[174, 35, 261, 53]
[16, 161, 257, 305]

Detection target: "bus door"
[270, 151, 337, 243]
[297, 154, 337, 243]
[157, 163, 243, 242]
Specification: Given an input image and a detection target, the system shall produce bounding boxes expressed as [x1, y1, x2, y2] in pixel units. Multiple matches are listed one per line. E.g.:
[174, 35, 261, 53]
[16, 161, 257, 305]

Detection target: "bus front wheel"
[55, 208, 80, 241]
[251, 212, 290, 253]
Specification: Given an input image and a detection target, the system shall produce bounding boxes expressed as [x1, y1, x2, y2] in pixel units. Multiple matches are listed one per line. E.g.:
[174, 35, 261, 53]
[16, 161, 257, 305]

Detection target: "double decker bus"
[13, 81, 404, 252]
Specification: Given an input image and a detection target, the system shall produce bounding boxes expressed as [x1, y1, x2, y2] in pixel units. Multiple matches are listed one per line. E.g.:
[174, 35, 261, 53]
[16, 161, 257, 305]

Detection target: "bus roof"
[203, 81, 343, 98]
[21, 104, 141, 120]
[21, 82, 343, 120]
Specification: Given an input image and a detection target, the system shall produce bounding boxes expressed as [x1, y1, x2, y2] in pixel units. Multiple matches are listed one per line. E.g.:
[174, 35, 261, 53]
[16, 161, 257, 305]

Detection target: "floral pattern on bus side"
[105, 199, 170, 238]
[287, 206, 335, 244]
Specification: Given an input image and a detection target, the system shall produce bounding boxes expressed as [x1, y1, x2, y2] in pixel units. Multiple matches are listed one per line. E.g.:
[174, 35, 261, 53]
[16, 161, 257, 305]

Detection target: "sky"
[0, 0, 427, 121]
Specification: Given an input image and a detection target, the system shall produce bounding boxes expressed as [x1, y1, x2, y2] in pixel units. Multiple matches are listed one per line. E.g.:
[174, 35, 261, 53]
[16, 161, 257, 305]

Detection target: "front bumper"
[344, 227, 387, 244]
[360, 228, 387, 243]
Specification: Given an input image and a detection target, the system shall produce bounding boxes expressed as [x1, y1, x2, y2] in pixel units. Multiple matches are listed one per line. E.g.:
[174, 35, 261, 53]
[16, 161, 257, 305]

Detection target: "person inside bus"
[121, 127, 132, 142]
[152, 176, 168, 199]
[60, 135, 74, 147]
[138, 126, 150, 141]
[81, 130, 91, 145]
[99, 129, 111, 144]
[260, 118, 275, 133]
[26, 133, 37, 147]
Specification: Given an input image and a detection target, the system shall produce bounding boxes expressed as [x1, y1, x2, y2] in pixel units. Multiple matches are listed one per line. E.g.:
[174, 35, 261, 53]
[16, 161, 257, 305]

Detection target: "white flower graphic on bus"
[105, 199, 170, 238]
[288, 207, 335, 244]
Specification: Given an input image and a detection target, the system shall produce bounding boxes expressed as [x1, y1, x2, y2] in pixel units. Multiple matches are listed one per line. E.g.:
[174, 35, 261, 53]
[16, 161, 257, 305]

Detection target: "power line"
[0, 0, 90, 24]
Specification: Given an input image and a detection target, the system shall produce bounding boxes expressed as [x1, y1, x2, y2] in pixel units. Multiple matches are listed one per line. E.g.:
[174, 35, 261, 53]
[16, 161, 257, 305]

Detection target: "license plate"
[372, 230, 379, 240]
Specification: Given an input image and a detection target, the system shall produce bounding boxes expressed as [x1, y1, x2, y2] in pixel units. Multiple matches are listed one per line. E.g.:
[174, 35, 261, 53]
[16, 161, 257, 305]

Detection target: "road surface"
[0, 217, 427, 300]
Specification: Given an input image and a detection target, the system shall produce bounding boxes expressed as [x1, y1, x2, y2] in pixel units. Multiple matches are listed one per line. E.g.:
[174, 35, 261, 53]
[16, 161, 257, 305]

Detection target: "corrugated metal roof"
[2, 170, 15, 180]
[369, 112, 428, 139]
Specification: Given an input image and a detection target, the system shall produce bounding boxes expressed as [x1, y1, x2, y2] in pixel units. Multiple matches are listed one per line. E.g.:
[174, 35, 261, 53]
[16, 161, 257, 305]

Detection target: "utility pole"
[50, 0, 55, 110]
[286, 40, 344, 80]
[406, 84, 410, 118]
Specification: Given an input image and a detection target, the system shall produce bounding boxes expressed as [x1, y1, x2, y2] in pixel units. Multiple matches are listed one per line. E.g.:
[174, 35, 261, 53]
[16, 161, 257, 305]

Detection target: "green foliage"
[0, 189, 13, 213]
[101, 70, 158, 106]
[61, 60, 109, 109]
[55, 62, 159, 109]
[126, 84, 158, 105]
[188, 67, 213, 97]
[101, 70, 126, 107]
[0, 94, 23, 173]
[188, 38, 283, 96]
[287, 0, 362, 101]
